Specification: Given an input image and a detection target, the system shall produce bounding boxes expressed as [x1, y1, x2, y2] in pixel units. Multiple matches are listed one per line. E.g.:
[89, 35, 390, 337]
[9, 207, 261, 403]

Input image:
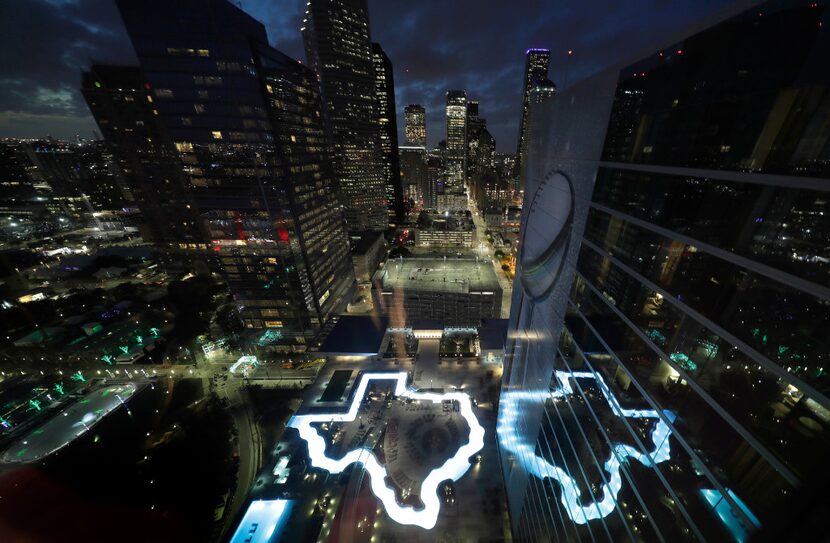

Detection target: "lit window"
[211, 131, 223, 140]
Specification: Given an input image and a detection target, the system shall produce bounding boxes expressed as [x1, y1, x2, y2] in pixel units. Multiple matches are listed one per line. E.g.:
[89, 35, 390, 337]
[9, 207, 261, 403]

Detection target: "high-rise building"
[404, 104, 426, 147]
[82, 64, 204, 243]
[514, 48, 550, 191]
[303, 0, 388, 232]
[111, 0, 355, 343]
[466, 100, 496, 180]
[399, 145, 427, 207]
[371, 43, 404, 223]
[445, 90, 468, 194]
[500, 2, 830, 542]
[466, 100, 484, 175]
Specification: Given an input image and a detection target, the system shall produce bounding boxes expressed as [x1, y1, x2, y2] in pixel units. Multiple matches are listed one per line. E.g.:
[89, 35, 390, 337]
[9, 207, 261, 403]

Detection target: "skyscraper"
[303, 0, 388, 232]
[399, 145, 427, 207]
[445, 90, 467, 194]
[514, 48, 550, 191]
[499, 2, 830, 542]
[111, 0, 354, 344]
[466, 100, 496, 178]
[404, 104, 426, 147]
[371, 43, 404, 223]
[82, 64, 204, 243]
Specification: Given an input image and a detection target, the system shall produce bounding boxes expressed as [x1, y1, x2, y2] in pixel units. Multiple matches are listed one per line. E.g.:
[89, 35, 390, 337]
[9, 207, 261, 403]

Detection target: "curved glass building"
[498, 2, 830, 541]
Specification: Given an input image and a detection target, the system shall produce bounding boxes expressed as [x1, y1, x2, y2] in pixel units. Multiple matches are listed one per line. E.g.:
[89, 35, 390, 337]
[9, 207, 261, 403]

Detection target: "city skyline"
[1, 1, 828, 542]
[0, 0, 735, 151]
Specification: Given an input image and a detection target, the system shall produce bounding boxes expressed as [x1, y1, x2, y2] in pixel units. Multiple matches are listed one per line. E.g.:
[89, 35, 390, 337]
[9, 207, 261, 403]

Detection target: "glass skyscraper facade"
[110, 0, 354, 344]
[405, 104, 427, 147]
[303, 0, 388, 233]
[445, 90, 468, 194]
[372, 42, 404, 223]
[499, 2, 830, 542]
[82, 64, 205, 244]
[515, 48, 550, 191]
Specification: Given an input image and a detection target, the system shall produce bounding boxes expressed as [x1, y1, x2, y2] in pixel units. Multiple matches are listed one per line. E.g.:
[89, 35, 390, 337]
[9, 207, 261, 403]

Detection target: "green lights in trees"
[28, 399, 42, 412]
[71, 371, 85, 383]
[645, 328, 667, 345]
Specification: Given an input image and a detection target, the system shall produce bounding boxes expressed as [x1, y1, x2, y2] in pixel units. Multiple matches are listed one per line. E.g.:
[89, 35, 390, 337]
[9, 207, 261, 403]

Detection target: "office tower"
[74, 141, 133, 210]
[371, 43, 404, 223]
[15, 139, 133, 224]
[445, 90, 468, 193]
[499, 2, 830, 542]
[303, 0, 388, 232]
[82, 65, 202, 243]
[466, 101, 496, 180]
[514, 48, 550, 191]
[112, 0, 355, 342]
[531, 77, 557, 105]
[466, 100, 483, 176]
[404, 104, 426, 147]
[399, 145, 427, 207]
[0, 141, 38, 200]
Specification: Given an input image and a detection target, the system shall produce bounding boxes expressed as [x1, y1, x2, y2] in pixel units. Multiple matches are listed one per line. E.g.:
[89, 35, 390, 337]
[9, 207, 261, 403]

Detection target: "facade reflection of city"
[501, 2, 830, 542]
[0, 0, 828, 543]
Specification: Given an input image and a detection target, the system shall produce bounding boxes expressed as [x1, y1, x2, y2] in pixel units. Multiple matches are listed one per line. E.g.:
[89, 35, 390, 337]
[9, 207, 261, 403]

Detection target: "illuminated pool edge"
[289, 371, 485, 530]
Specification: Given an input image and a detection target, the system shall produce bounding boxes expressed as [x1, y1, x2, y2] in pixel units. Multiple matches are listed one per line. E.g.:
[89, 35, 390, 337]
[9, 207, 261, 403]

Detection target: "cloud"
[0, 0, 134, 138]
[0, 0, 732, 149]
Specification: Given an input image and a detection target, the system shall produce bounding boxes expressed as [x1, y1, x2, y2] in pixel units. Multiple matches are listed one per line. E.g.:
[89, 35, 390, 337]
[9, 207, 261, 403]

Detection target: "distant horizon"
[0, 0, 732, 152]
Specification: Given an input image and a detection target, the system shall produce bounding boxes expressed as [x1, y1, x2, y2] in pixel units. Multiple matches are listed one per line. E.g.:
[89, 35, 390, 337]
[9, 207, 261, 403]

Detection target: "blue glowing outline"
[289, 372, 485, 530]
[498, 370, 675, 524]
[230, 499, 291, 543]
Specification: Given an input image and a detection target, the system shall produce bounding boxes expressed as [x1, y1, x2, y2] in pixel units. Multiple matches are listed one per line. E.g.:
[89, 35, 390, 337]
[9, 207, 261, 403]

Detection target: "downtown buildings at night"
[303, 0, 388, 233]
[1, 0, 829, 542]
[109, 0, 355, 343]
[372, 43, 405, 224]
[515, 48, 550, 190]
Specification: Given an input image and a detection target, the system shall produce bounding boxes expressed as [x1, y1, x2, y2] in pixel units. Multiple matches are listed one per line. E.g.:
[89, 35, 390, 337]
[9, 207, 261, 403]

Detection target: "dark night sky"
[0, 0, 733, 152]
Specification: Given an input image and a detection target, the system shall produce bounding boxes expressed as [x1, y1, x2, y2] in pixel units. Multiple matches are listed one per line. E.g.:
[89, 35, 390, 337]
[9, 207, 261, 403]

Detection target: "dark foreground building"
[95, 0, 355, 345]
[499, 2, 830, 542]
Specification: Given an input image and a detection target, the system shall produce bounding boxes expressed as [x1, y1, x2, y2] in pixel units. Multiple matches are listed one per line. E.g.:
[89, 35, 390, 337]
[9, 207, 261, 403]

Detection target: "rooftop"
[417, 212, 474, 232]
[375, 257, 500, 294]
